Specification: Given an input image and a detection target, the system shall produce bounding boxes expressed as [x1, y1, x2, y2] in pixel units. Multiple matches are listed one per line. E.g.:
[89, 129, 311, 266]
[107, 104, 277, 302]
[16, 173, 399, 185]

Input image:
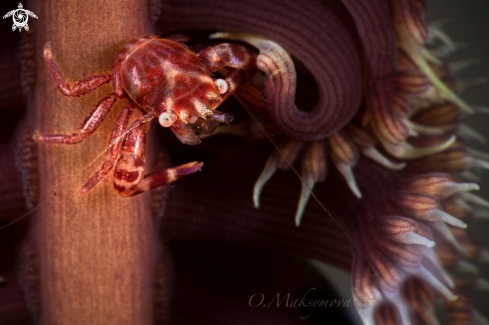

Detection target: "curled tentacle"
[154, 1, 489, 323]
[158, 0, 363, 140]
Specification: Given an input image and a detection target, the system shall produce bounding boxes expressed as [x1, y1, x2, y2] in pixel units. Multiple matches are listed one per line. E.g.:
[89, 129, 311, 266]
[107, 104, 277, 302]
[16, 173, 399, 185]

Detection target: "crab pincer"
[35, 36, 257, 195]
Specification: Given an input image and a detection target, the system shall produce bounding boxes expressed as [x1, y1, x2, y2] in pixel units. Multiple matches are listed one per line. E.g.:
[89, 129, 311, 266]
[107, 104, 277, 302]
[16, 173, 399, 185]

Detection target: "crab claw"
[211, 110, 235, 124]
[170, 119, 201, 145]
[189, 110, 235, 136]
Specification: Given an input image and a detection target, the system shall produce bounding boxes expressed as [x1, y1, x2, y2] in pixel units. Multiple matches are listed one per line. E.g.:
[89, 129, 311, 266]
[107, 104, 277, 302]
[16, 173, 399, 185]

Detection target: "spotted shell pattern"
[116, 38, 222, 123]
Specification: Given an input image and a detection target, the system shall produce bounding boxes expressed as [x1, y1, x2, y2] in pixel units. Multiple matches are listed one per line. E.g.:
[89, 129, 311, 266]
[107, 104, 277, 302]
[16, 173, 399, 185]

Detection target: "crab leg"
[198, 43, 256, 73]
[44, 42, 111, 97]
[113, 119, 203, 197]
[119, 161, 204, 197]
[219, 68, 246, 102]
[167, 45, 256, 144]
[78, 104, 135, 195]
[34, 93, 117, 144]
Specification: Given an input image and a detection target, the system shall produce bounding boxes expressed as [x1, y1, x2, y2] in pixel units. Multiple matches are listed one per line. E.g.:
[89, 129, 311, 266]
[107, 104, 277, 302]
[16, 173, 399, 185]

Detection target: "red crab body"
[35, 35, 256, 196]
[117, 38, 222, 123]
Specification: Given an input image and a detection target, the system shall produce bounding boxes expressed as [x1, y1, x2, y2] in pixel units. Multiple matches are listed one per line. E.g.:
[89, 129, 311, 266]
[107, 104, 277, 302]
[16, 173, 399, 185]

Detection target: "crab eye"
[158, 111, 177, 128]
[214, 78, 228, 95]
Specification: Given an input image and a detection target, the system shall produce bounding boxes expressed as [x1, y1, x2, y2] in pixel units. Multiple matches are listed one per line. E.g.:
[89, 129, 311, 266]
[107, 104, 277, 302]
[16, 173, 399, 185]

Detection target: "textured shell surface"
[120, 38, 220, 116]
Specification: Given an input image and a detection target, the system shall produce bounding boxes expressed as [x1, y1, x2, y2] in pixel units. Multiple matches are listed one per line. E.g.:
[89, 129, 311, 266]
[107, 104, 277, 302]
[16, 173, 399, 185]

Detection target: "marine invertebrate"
[0, 0, 488, 324]
[156, 0, 489, 323]
[34, 35, 256, 196]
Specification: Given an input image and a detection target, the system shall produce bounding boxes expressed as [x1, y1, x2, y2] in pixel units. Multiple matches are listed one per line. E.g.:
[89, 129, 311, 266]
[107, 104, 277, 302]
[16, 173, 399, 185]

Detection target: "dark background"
[0, 0, 487, 323]
[427, 0, 489, 317]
